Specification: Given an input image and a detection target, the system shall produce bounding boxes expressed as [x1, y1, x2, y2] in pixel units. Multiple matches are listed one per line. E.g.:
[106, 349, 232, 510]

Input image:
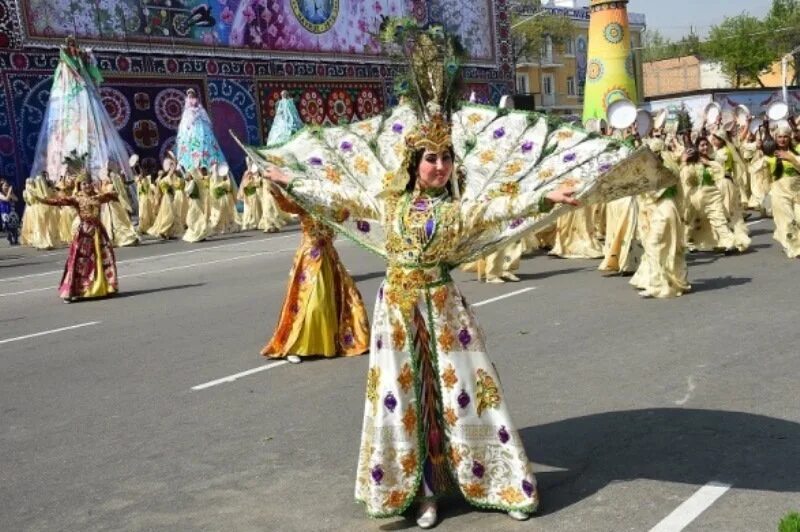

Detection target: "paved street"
[1, 218, 798, 532]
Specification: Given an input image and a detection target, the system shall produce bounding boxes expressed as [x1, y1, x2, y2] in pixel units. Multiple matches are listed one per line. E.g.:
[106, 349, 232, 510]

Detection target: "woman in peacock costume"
[175, 88, 228, 173]
[241, 21, 673, 528]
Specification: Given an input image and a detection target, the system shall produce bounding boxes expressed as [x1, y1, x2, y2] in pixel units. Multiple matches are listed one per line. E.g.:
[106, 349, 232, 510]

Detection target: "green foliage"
[510, 4, 575, 62]
[642, 30, 702, 62]
[767, 0, 800, 84]
[779, 512, 800, 532]
[703, 14, 776, 87]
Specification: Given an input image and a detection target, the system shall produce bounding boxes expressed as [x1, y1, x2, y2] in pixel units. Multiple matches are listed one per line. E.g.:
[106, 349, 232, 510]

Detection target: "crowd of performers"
[4, 27, 800, 530]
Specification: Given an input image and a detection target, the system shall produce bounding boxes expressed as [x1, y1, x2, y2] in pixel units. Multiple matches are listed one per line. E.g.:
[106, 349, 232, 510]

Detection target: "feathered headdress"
[380, 18, 466, 195]
[63, 149, 90, 182]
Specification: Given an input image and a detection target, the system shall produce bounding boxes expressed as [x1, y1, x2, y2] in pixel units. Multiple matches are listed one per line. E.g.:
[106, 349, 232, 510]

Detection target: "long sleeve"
[40, 196, 78, 208]
[286, 176, 382, 222]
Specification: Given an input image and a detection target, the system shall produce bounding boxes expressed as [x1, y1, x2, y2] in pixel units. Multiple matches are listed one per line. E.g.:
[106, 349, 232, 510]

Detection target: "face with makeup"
[416, 149, 453, 190]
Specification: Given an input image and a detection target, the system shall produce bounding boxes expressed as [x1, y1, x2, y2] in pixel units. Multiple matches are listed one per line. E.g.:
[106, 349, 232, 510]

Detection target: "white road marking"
[0, 321, 101, 346]
[0, 233, 300, 282]
[649, 481, 731, 532]
[192, 361, 289, 390]
[674, 375, 696, 406]
[473, 287, 537, 307]
[746, 219, 764, 226]
[0, 247, 297, 298]
[193, 283, 538, 391]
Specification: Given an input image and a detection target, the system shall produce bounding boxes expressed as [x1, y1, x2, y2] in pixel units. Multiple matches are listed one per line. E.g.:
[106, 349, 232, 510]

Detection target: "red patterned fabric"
[58, 218, 118, 299]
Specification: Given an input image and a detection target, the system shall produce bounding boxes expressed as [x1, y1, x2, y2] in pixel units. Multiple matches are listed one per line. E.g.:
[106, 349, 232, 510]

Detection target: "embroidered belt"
[385, 264, 452, 316]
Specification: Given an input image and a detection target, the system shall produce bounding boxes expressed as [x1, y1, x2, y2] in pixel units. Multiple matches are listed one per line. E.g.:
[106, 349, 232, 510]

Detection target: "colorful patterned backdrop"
[0, 0, 513, 191]
[17, 0, 497, 64]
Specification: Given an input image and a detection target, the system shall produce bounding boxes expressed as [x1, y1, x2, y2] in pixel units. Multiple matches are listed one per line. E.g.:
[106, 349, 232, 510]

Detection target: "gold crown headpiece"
[405, 111, 452, 154]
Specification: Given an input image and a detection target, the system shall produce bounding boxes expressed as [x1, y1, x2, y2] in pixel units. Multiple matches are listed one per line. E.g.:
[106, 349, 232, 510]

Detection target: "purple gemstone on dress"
[424, 218, 435, 239]
[521, 141, 534, 153]
[298, 271, 307, 283]
[472, 460, 485, 478]
[340, 141, 353, 152]
[493, 127, 506, 139]
[599, 163, 613, 173]
[563, 152, 577, 163]
[371, 465, 384, 484]
[522, 479, 534, 497]
[309, 157, 323, 166]
[378, 286, 384, 300]
[509, 218, 524, 229]
[457, 389, 470, 409]
[458, 328, 472, 348]
[384, 392, 397, 413]
[498, 426, 510, 444]
[356, 220, 371, 233]
[310, 246, 321, 259]
[413, 199, 427, 212]
[392, 122, 404, 134]
[291, 303, 300, 314]
[343, 332, 354, 346]
[376, 336, 383, 350]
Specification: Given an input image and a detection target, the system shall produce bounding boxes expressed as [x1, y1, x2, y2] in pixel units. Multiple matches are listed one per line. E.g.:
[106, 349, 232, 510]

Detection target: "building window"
[565, 38, 574, 55]
[516, 74, 529, 94]
[567, 76, 576, 96]
[543, 75, 553, 95]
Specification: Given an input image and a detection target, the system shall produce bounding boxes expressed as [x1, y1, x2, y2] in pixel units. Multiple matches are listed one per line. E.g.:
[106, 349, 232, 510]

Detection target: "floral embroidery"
[391, 319, 406, 350]
[441, 365, 458, 390]
[557, 130, 574, 141]
[339, 140, 353, 152]
[384, 490, 407, 509]
[499, 486, 525, 505]
[266, 154, 286, 166]
[438, 325, 455, 352]
[444, 406, 458, 427]
[521, 140, 535, 154]
[467, 113, 483, 126]
[392, 122, 404, 134]
[324, 165, 342, 184]
[366, 367, 381, 415]
[431, 287, 448, 313]
[354, 156, 370, 175]
[489, 181, 520, 199]
[475, 369, 501, 416]
[449, 445, 462, 467]
[308, 156, 323, 166]
[358, 122, 374, 134]
[504, 161, 524, 176]
[397, 363, 413, 394]
[479, 150, 496, 165]
[538, 168, 554, 180]
[563, 152, 577, 163]
[472, 460, 485, 478]
[493, 127, 506, 139]
[400, 451, 417, 476]
[402, 405, 417, 436]
[356, 220, 371, 233]
[464, 482, 487, 499]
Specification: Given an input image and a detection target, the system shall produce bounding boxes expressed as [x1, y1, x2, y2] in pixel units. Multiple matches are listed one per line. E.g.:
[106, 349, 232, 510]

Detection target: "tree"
[766, 0, 800, 84]
[703, 14, 776, 87]
[641, 29, 703, 63]
[510, 0, 575, 98]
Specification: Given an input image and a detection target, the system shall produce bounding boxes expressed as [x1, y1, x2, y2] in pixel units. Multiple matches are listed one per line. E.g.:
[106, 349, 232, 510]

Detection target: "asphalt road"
[0, 217, 798, 532]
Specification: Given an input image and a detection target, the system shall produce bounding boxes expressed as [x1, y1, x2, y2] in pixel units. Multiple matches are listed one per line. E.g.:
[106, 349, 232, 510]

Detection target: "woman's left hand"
[546, 185, 580, 207]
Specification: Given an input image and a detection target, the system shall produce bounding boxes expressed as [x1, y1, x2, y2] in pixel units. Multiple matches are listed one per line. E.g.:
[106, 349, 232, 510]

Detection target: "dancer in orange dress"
[261, 188, 370, 363]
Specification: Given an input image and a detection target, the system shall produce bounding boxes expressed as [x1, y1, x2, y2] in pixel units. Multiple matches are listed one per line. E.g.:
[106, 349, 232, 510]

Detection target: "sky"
[631, 0, 775, 40]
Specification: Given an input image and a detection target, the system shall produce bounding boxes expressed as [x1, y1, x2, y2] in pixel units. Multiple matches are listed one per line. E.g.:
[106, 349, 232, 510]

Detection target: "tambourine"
[606, 98, 637, 130]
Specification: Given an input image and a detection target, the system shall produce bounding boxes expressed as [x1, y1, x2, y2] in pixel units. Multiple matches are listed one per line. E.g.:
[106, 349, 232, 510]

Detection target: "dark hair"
[404, 146, 457, 194]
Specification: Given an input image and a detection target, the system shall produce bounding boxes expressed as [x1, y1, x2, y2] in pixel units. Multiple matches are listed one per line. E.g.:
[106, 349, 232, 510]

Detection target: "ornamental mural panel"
[256, 79, 386, 140]
[17, 0, 497, 63]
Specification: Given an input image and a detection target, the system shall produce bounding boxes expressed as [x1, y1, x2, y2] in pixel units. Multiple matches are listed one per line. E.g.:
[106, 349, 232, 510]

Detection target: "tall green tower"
[582, 0, 638, 124]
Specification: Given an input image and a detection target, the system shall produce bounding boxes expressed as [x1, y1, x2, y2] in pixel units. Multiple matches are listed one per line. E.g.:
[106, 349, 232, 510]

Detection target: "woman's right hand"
[264, 166, 290, 186]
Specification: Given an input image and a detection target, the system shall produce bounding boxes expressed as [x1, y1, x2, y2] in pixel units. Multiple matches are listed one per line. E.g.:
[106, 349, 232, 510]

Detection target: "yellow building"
[513, 1, 646, 117]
